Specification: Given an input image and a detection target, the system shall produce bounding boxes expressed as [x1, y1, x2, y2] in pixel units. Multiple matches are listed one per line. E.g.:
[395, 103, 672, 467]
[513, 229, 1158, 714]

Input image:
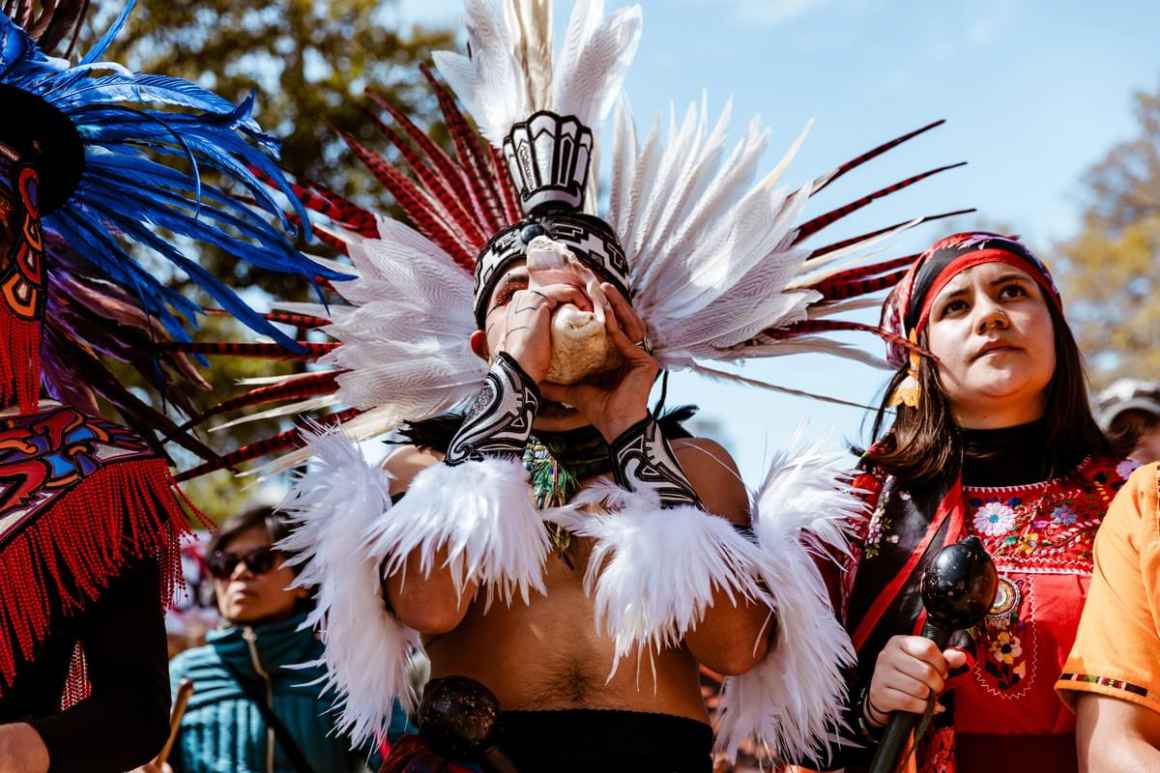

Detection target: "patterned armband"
[609, 415, 702, 508]
[446, 352, 540, 465]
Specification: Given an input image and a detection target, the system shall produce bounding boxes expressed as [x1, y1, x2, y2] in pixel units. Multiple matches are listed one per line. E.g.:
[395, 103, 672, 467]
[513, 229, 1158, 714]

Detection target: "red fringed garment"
[0, 404, 193, 696]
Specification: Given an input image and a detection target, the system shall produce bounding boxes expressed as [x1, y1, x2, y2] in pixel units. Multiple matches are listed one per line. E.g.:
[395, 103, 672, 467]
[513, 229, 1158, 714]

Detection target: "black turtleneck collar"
[960, 419, 1057, 487]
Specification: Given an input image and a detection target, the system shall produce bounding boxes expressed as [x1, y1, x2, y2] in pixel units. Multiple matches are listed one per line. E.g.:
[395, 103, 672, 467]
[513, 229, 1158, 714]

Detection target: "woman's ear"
[469, 329, 489, 361]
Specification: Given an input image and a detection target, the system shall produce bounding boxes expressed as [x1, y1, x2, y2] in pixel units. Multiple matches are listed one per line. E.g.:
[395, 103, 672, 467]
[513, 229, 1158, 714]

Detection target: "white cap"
[1096, 378, 1160, 431]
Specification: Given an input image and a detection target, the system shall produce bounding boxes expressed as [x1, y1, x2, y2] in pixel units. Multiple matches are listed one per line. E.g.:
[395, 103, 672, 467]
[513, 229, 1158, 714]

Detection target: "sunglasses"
[208, 546, 282, 580]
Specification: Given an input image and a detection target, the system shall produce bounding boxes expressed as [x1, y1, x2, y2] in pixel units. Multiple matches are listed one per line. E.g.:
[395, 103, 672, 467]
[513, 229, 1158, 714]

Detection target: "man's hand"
[490, 283, 591, 384]
[541, 283, 658, 442]
[0, 723, 49, 773]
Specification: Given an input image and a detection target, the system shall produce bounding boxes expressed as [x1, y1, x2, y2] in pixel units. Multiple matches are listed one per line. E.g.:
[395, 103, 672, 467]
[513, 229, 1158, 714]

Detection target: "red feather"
[157, 342, 341, 359]
[365, 110, 489, 248]
[420, 65, 506, 233]
[806, 209, 976, 262]
[174, 408, 363, 482]
[774, 319, 929, 356]
[201, 308, 332, 329]
[817, 268, 911, 301]
[491, 145, 521, 225]
[181, 371, 343, 430]
[293, 181, 379, 238]
[341, 131, 477, 271]
[366, 89, 492, 243]
[811, 120, 946, 197]
[793, 163, 967, 246]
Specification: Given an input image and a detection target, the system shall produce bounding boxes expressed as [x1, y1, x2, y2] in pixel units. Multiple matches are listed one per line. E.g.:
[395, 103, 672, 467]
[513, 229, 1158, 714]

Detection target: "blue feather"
[98, 208, 306, 352]
[80, 1, 137, 65]
[2, 1, 339, 366]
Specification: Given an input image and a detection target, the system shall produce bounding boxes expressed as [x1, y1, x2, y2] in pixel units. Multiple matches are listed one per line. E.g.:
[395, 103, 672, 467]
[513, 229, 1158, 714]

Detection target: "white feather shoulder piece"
[277, 428, 423, 748]
[548, 481, 771, 676]
[369, 455, 552, 609]
[714, 434, 863, 764]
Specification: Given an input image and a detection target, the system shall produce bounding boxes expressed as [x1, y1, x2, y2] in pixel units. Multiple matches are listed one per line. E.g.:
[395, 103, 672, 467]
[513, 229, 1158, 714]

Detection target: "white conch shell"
[526, 236, 624, 385]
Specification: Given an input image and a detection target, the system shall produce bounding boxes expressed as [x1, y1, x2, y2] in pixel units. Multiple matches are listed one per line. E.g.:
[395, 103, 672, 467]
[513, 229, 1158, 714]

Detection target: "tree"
[72, 1, 455, 516]
[1055, 81, 1160, 387]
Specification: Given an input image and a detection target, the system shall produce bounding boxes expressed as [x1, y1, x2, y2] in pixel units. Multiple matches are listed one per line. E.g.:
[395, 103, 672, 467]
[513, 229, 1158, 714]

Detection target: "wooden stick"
[156, 678, 194, 766]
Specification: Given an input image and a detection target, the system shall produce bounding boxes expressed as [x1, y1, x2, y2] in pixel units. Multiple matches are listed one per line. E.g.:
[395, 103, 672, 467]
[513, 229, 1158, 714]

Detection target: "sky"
[372, 0, 1159, 482]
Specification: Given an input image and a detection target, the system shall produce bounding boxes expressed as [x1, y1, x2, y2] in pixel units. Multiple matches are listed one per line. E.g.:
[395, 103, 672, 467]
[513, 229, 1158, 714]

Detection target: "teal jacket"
[169, 611, 378, 773]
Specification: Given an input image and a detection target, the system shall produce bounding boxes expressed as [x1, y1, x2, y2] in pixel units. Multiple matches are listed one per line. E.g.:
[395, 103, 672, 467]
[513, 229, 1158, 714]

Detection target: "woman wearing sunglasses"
[147, 507, 389, 773]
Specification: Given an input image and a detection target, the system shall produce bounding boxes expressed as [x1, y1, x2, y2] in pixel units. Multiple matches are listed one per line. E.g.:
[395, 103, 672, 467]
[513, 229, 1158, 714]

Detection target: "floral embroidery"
[973, 502, 1016, 536]
[976, 576, 1035, 695]
[990, 631, 1023, 664]
[964, 457, 1128, 574]
[861, 474, 898, 560]
[1051, 504, 1077, 525]
[1117, 458, 1141, 481]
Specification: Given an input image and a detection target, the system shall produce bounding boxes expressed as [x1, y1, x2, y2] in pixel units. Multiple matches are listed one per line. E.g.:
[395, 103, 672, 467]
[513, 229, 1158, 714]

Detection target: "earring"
[888, 331, 922, 409]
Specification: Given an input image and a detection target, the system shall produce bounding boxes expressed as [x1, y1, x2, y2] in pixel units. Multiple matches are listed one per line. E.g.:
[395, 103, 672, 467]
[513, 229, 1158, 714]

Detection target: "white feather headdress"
[176, 0, 967, 475]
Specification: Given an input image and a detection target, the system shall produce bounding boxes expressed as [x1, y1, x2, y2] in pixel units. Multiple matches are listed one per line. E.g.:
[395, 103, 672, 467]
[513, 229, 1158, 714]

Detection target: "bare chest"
[424, 537, 703, 715]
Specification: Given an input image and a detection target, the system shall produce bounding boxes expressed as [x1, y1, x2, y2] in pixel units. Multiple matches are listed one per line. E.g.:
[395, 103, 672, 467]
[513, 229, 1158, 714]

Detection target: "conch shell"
[525, 236, 624, 385]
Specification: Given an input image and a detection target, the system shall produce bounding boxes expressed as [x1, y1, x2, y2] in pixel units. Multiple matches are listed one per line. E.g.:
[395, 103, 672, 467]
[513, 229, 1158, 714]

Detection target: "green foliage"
[74, 1, 455, 514]
[1055, 81, 1160, 387]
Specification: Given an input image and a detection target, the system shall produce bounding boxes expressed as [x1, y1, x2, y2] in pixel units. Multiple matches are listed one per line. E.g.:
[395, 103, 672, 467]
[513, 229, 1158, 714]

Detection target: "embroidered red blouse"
[949, 456, 1135, 763]
[831, 442, 1135, 773]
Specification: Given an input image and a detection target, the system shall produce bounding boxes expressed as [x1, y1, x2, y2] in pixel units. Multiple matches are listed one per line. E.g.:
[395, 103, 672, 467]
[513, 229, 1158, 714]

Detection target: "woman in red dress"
[809, 232, 1133, 773]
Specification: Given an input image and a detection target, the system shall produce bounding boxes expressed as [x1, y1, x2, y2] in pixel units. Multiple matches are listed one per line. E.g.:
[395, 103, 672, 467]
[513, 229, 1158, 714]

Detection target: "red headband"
[913, 247, 1062, 336]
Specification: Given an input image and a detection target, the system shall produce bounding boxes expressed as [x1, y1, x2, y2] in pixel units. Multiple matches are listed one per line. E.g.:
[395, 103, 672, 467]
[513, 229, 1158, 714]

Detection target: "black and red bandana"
[882, 231, 1062, 368]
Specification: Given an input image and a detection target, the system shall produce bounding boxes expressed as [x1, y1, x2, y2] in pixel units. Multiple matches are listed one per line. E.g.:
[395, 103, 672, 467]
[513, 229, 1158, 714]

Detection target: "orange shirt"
[1056, 462, 1160, 715]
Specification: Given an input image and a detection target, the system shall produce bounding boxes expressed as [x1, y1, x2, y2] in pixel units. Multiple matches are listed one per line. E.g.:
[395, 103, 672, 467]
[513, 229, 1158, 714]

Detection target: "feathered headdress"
[176, 0, 968, 478]
[0, 1, 346, 452]
[0, 0, 354, 707]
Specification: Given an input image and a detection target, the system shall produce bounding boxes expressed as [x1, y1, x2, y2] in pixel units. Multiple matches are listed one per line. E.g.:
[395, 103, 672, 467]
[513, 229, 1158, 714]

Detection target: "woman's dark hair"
[209, 506, 294, 564]
[865, 299, 1109, 484]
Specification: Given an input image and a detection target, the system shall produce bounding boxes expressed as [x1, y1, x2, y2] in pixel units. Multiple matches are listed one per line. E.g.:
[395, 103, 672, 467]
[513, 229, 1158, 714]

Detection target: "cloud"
[727, 0, 829, 25]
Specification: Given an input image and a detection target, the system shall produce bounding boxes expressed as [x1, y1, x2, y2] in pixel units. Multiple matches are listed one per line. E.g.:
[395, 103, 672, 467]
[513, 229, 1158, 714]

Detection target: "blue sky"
[382, 0, 1160, 481]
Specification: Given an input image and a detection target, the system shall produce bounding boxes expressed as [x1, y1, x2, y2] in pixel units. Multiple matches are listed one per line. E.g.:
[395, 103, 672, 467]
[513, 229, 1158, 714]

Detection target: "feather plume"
[714, 434, 861, 764]
[508, 0, 553, 111]
[0, 6, 349, 388]
[548, 482, 770, 677]
[433, 0, 642, 146]
[368, 456, 551, 608]
[278, 428, 422, 748]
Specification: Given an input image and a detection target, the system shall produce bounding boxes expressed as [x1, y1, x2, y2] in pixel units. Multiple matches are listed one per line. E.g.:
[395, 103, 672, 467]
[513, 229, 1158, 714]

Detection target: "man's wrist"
[446, 353, 540, 465]
[597, 409, 650, 444]
[609, 416, 702, 508]
[494, 351, 543, 396]
[863, 692, 889, 728]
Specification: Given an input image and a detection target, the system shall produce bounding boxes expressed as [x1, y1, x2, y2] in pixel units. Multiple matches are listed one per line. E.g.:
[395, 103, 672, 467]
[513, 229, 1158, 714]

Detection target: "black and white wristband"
[446, 352, 540, 465]
[609, 416, 702, 509]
